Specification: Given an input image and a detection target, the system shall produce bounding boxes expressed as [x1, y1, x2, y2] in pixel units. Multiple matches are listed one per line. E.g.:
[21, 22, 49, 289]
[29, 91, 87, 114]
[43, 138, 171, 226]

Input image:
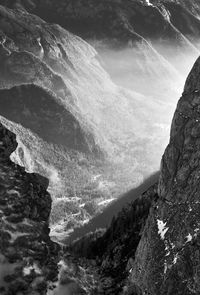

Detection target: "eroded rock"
[128, 56, 200, 294]
[0, 122, 60, 295]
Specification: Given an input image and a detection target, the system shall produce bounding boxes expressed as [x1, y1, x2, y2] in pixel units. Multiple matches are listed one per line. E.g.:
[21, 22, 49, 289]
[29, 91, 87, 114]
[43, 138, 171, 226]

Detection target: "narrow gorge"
[0, 1, 200, 294]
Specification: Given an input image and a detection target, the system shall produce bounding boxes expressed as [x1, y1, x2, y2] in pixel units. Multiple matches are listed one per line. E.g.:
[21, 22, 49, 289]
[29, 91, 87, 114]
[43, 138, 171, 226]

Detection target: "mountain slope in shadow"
[67, 171, 159, 243]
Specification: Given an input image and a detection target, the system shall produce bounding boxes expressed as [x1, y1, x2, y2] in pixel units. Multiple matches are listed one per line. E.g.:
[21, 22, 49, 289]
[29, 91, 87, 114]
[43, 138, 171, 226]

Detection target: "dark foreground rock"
[0, 123, 60, 295]
[68, 182, 158, 294]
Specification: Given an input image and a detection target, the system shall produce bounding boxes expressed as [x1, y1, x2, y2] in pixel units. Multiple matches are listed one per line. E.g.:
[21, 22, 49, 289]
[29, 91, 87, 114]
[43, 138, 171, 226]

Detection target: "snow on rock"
[98, 198, 115, 206]
[157, 219, 169, 240]
[145, 0, 153, 7]
[185, 233, 192, 243]
[0, 122, 60, 294]
[23, 263, 41, 276]
[173, 253, 179, 265]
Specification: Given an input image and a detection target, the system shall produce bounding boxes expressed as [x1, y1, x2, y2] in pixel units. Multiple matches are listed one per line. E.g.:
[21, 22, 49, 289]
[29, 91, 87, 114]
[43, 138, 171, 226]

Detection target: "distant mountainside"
[1, 0, 200, 44]
[0, 4, 182, 239]
[1, 0, 200, 73]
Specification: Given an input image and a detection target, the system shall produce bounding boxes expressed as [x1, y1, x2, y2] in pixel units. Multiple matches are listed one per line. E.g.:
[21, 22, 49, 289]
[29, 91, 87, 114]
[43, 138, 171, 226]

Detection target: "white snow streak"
[186, 233, 192, 243]
[145, 0, 153, 6]
[157, 219, 169, 240]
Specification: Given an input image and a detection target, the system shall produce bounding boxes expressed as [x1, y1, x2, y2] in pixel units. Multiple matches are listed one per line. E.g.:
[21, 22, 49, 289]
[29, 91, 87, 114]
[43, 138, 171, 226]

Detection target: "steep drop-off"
[128, 52, 200, 295]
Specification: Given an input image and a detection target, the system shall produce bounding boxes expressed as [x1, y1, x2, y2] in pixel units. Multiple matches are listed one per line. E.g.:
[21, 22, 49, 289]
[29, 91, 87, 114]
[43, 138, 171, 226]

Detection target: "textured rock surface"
[1, 0, 200, 48]
[68, 182, 158, 294]
[0, 0, 198, 85]
[128, 56, 200, 294]
[0, 122, 59, 294]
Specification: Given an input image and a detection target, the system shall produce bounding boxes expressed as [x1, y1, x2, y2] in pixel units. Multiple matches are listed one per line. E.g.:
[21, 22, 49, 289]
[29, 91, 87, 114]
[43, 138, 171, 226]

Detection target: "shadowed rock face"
[0, 122, 59, 294]
[69, 182, 158, 294]
[128, 57, 200, 294]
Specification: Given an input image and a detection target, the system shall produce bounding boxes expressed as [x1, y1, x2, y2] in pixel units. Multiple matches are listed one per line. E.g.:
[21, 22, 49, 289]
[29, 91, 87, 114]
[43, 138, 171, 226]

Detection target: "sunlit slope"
[0, 5, 187, 238]
[0, 5, 175, 177]
[3, 0, 198, 89]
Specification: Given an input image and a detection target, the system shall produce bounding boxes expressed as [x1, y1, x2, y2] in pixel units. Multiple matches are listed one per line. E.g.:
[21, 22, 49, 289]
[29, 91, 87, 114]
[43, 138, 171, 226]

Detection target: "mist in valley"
[92, 40, 200, 168]
[47, 41, 200, 295]
[4, 38, 199, 244]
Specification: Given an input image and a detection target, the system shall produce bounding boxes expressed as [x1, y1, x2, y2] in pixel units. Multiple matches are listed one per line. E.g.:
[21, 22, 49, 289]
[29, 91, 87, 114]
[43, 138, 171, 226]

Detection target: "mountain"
[1, 0, 199, 71]
[1, 0, 199, 85]
[0, 122, 59, 294]
[0, 4, 180, 240]
[1, 0, 200, 45]
[63, 54, 200, 294]
[0, 1, 200, 294]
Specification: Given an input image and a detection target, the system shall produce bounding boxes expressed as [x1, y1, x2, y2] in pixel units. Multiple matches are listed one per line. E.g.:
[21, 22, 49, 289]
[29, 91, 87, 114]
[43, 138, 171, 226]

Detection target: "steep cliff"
[0, 122, 59, 294]
[128, 55, 200, 294]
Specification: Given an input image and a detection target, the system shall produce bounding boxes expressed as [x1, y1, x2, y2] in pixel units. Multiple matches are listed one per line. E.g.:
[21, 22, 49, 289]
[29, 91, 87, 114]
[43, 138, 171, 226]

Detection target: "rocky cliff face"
[0, 122, 59, 294]
[127, 53, 200, 294]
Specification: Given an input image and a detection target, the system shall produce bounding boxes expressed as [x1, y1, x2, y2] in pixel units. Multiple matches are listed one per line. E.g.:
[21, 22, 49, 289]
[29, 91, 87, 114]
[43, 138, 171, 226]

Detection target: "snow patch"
[23, 263, 41, 276]
[157, 219, 169, 240]
[164, 261, 168, 274]
[98, 198, 115, 206]
[145, 0, 153, 6]
[92, 174, 101, 181]
[194, 228, 199, 238]
[186, 233, 192, 243]
[173, 253, 178, 265]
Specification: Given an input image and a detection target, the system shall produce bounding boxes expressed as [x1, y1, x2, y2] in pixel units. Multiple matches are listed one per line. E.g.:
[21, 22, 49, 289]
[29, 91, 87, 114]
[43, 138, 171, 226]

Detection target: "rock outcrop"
[0, 122, 59, 294]
[128, 56, 200, 294]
